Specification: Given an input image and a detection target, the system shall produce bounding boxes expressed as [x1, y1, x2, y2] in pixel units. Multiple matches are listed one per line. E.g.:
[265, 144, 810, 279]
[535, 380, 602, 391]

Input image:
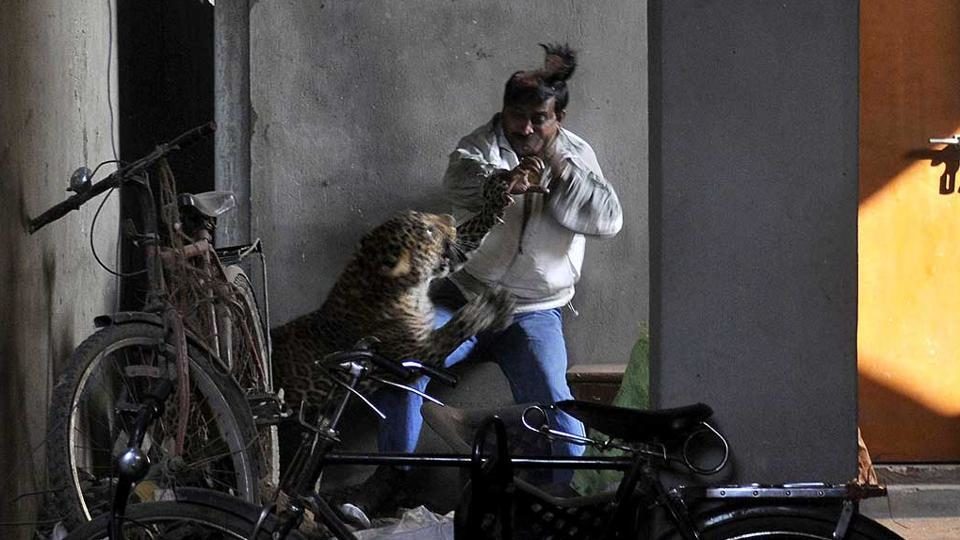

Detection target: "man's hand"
[506, 156, 550, 195]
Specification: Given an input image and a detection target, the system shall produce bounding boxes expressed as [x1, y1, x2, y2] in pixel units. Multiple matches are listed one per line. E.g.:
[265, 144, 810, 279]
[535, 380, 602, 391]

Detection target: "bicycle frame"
[257, 359, 642, 539]
[261, 355, 890, 540]
[107, 380, 174, 540]
[122, 172, 167, 310]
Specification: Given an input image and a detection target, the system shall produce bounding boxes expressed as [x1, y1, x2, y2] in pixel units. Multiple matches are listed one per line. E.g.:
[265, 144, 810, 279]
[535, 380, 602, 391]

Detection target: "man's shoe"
[323, 466, 412, 527]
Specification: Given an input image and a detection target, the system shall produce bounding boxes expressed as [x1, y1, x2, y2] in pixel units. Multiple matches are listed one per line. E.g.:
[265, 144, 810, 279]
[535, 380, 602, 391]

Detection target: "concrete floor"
[870, 517, 960, 540]
[861, 465, 960, 540]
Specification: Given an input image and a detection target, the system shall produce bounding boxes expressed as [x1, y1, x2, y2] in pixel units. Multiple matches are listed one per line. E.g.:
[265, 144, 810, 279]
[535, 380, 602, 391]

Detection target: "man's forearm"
[546, 158, 623, 237]
[442, 152, 501, 212]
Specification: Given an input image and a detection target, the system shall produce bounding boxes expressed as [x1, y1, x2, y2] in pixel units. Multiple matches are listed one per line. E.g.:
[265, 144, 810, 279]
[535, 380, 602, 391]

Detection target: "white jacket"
[443, 114, 623, 312]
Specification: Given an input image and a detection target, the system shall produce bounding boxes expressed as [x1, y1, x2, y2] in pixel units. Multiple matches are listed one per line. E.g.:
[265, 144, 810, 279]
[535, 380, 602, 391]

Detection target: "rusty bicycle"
[30, 122, 281, 529]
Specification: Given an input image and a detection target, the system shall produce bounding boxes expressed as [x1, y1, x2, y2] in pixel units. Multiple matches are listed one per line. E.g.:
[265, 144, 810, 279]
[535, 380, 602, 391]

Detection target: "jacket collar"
[492, 113, 520, 169]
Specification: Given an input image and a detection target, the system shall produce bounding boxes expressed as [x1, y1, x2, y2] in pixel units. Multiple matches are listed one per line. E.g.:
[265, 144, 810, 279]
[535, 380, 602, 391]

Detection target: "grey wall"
[215, 0, 251, 247]
[0, 0, 118, 533]
[649, 0, 859, 483]
[249, 1, 648, 369]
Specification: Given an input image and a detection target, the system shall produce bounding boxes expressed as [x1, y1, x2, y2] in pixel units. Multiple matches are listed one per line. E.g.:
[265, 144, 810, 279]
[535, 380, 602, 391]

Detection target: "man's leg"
[491, 308, 585, 459]
[372, 278, 475, 453]
[336, 286, 476, 520]
[372, 308, 476, 453]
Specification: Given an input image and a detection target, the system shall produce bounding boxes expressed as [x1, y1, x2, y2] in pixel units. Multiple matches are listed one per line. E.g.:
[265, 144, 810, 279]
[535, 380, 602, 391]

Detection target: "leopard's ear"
[381, 247, 412, 277]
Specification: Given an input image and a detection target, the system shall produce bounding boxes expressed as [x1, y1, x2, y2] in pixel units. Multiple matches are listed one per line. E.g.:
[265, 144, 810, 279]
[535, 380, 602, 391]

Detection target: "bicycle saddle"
[178, 191, 236, 218]
[556, 400, 713, 444]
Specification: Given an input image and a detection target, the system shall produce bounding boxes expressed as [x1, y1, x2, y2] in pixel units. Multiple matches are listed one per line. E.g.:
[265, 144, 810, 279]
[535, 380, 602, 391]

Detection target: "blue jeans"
[372, 284, 586, 462]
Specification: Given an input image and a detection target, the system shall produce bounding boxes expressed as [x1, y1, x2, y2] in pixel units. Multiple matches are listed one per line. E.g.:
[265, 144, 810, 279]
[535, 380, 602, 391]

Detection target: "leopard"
[270, 158, 543, 428]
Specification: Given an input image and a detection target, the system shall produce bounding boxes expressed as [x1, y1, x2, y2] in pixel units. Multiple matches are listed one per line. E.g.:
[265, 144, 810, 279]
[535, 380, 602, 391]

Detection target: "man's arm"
[442, 145, 511, 258]
[443, 146, 547, 256]
[545, 149, 623, 237]
[442, 147, 503, 213]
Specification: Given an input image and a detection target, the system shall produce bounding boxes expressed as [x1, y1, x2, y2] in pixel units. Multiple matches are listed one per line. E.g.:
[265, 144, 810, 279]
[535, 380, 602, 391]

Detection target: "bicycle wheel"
[65, 489, 306, 540]
[668, 504, 903, 539]
[47, 322, 262, 528]
[223, 266, 270, 380]
[224, 265, 280, 490]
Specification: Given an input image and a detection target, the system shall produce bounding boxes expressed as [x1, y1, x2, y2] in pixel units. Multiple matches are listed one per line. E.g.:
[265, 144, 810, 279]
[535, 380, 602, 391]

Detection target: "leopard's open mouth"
[440, 238, 468, 275]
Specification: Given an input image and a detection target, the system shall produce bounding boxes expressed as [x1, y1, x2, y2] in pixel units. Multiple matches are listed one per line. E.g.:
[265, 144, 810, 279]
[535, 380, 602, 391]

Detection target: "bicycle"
[61, 345, 449, 540]
[446, 401, 899, 539]
[64, 343, 902, 539]
[29, 122, 281, 529]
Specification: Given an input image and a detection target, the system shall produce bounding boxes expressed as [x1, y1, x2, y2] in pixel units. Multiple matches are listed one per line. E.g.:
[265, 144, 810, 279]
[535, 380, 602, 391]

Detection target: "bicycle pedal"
[114, 401, 142, 415]
[246, 390, 288, 425]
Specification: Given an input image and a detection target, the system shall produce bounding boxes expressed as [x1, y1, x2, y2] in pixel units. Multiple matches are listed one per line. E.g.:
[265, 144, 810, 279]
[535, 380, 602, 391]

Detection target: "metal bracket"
[930, 135, 960, 145]
[246, 390, 287, 425]
[833, 499, 855, 540]
[296, 401, 340, 440]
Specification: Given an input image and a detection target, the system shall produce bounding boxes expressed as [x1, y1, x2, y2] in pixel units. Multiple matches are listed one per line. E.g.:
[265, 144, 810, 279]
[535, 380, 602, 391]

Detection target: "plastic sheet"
[353, 506, 454, 540]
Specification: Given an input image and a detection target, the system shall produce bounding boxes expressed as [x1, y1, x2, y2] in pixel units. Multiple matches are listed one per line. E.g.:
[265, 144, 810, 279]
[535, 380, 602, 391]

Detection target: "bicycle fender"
[94, 311, 164, 328]
[680, 502, 901, 540]
[695, 503, 845, 529]
[92, 311, 232, 376]
[164, 487, 267, 517]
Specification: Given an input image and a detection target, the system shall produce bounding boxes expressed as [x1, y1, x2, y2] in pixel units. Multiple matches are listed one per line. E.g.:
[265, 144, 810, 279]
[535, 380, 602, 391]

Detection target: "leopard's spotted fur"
[271, 173, 515, 413]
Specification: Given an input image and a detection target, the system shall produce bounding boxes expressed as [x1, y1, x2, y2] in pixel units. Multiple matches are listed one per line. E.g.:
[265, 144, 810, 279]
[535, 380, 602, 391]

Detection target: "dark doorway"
[117, 0, 215, 308]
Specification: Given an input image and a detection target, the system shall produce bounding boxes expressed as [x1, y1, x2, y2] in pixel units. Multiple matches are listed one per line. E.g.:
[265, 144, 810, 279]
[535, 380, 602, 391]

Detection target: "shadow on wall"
[0, 161, 40, 527]
[0, 113, 83, 535]
[858, 367, 960, 463]
[903, 145, 959, 195]
[861, 122, 960, 204]
[0, 164, 22, 525]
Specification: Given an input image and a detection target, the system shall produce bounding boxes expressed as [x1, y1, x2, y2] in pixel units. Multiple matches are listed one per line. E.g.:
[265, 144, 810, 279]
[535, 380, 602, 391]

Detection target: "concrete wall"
[649, 0, 859, 483]
[249, 1, 649, 370]
[0, 1, 118, 533]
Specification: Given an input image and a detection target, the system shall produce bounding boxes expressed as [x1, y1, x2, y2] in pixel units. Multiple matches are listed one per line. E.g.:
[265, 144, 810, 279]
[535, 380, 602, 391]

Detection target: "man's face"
[501, 97, 564, 157]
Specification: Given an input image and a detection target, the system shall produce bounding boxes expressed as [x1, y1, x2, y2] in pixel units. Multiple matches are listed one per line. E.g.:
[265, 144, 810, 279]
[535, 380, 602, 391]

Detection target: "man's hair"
[503, 43, 577, 113]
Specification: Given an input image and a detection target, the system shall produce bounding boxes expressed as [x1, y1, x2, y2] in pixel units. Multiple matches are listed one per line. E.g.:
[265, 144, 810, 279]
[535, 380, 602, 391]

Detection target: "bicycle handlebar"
[325, 349, 410, 379]
[402, 360, 458, 387]
[27, 121, 216, 234]
[324, 349, 458, 387]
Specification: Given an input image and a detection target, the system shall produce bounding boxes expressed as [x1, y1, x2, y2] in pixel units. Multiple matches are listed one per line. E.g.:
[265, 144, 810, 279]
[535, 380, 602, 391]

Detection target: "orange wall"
[859, 0, 960, 461]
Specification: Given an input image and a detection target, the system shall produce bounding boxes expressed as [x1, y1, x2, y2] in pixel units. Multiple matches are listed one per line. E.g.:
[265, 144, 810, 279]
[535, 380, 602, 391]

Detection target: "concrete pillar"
[649, 0, 859, 483]
[215, 0, 251, 246]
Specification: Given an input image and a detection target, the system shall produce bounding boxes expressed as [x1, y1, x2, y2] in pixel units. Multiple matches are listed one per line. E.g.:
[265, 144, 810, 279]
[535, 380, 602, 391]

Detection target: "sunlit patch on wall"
[858, 132, 960, 417]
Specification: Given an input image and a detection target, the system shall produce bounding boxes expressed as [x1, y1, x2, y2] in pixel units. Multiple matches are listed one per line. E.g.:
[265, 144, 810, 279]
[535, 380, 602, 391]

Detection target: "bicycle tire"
[224, 265, 280, 489]
[661, 504, 903, 540]
[65, 489, 306, 540]
[224, 266, 271, 384]
[46, 322, 262, 528]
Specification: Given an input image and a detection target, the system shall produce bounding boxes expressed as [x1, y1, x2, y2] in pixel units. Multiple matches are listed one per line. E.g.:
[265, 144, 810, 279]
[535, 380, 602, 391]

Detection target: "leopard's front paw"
[483, 174, 514, 213]
[476, 287, 515, 332]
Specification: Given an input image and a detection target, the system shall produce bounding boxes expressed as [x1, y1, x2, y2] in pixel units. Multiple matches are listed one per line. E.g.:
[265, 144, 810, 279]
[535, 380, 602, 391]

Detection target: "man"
[348, 43, 623, 520]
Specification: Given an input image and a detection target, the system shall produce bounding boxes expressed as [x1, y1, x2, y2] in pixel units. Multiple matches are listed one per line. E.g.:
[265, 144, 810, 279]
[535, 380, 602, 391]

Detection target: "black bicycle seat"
[556, 400, 713, 444]
[178, 191, 236, 218]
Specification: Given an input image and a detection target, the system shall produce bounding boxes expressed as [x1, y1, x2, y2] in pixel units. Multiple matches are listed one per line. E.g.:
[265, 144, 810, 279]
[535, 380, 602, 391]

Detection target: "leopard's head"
[355, 210, 460, 286]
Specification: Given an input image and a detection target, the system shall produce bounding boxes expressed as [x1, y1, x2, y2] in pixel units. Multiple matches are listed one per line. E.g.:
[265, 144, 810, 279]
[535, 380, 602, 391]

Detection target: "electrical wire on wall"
[0, 1, 126, 533]
[106, 0, 124, 313]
